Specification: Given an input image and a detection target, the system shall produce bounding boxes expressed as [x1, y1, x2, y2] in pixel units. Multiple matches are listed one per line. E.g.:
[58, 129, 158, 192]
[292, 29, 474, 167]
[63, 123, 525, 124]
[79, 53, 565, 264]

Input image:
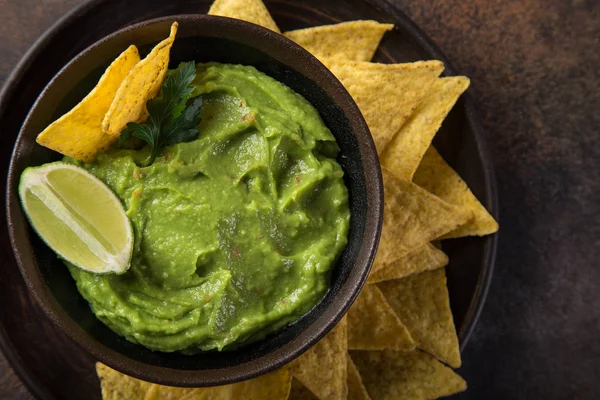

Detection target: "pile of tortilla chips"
[93, 0, 498, 399]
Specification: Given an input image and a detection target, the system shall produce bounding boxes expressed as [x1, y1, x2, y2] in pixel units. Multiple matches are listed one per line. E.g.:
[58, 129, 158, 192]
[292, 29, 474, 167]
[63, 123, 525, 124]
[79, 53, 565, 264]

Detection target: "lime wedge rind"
[18, 162, 133, 274]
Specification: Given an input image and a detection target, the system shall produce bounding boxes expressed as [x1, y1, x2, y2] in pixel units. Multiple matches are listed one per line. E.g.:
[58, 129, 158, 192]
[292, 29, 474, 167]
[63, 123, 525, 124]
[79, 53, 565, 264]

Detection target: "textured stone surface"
[0, 0, 599, 399]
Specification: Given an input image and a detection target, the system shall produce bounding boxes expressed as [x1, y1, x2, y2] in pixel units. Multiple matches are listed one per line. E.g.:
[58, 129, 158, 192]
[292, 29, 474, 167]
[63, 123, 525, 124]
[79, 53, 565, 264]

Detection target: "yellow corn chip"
[373, 168, 470, 273]
[347, 356, 372, 400]
[208, 0, 280, 33]
[36, 45, 140, 162]
[98, 363, 290, 400]
[102, 22, 178, 137]
[348, 284, 414, 351]
[291, 317, 348, 400]
[230, 368, 292, 400]
[284, 21, 393, 62]
[322, 59, 444, 153]
[368, 243, 448, 284]
[289, 378, 319, 400]
[96, 363, 152, 400]
[378, 269, 462, 368]
[144, 384, 209, 400]
[350, 350, 467, 400]
[414, 146, 499, 238]
[381, 76, 470, 179]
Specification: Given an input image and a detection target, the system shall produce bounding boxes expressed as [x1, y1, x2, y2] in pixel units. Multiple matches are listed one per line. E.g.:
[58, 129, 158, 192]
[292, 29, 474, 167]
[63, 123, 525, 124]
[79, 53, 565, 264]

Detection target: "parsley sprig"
[119, 61, 202, 165]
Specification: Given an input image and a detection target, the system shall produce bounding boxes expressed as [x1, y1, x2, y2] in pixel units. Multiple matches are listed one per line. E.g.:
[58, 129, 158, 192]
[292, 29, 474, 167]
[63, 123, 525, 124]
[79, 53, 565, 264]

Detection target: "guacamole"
[67, 63, 350, 352]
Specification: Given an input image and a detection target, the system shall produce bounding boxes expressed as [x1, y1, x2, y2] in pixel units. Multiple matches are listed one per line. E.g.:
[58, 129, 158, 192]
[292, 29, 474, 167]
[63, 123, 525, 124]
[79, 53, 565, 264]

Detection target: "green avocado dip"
[66, 63, 350, 353]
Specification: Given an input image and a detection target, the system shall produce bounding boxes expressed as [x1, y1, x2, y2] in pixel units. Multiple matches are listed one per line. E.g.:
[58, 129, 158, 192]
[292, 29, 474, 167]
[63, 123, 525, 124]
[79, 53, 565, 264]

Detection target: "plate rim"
[0, 0, 498, 398]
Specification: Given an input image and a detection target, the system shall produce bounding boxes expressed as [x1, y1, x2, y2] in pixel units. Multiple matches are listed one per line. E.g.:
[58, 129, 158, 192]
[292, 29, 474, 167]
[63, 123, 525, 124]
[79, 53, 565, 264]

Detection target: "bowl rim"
[4, 14, 383, 387]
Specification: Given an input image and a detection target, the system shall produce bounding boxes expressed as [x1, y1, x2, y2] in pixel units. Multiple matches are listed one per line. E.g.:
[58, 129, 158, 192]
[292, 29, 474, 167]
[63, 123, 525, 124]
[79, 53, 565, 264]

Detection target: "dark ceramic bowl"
[5, 15, 383, 387]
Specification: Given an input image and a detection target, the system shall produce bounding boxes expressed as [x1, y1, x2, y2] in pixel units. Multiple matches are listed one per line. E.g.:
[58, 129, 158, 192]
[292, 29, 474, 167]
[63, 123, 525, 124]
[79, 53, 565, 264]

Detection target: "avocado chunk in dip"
[67, 63, 350, 352]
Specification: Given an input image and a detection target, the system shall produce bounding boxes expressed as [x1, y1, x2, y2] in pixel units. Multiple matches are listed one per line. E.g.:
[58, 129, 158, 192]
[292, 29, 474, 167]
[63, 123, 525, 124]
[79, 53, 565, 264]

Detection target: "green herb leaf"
[148, 62, 197, 127]
[163, 97, 203, 147]
[118, 61, 201, 164]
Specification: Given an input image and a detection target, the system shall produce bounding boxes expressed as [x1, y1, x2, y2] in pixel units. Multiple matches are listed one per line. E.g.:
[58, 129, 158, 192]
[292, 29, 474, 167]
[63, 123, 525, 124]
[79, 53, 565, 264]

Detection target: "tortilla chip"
[289, 378, 319, 400]
[414, 146, 499, 238]
[96, 363, 151, 400]
[350, 350, 467, 400]
[98, 363, 290, 400]
[368, 243, 448, 284]
[291, 317, 348, 400]
[143, 384, 208, 400]
[36, 45, 140, 162]
[381, 77, 470, 179]
[97, 365, 204, 400]
[373, 168, 470, 273]
[208, 0, 280, 33]
[231, 368, 292, 400]
[284, 21, 393, 62]
[348, 284, 414, 351]
[347, 356, 372, 400]
[102, 22, 178, 137]
[322, 59, 444, 153]
[378, 269, 462, 368]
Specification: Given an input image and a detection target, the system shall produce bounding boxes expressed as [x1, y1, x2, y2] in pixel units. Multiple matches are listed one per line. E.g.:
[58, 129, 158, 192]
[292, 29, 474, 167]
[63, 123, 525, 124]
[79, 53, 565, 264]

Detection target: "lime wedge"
[18, 162, 133, 274]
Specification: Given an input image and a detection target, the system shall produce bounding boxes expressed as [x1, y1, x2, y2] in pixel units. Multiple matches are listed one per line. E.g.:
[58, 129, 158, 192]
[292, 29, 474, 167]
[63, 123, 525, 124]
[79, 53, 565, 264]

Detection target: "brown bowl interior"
[5, 15, 382, 386]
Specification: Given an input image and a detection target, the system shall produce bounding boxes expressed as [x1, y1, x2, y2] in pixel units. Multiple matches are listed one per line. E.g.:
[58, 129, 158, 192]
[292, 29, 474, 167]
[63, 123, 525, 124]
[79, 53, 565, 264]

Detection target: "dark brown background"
[1, 0, 599, 398]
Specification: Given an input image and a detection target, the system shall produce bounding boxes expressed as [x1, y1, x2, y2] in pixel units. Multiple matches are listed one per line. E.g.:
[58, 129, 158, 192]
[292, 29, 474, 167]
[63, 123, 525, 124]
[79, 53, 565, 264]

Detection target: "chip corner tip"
[433, 59, 446, 71]
[170, 21, 179, 36]
[448, 353, 463, 369]
[95, 362, 106, 374]
[456, 75, 471, 89]
[125, 44, 140, 55]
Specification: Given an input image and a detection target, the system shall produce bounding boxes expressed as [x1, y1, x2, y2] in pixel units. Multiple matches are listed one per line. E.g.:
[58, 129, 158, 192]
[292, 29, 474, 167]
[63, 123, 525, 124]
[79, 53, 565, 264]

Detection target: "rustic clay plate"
[0, 0, 498, 399]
